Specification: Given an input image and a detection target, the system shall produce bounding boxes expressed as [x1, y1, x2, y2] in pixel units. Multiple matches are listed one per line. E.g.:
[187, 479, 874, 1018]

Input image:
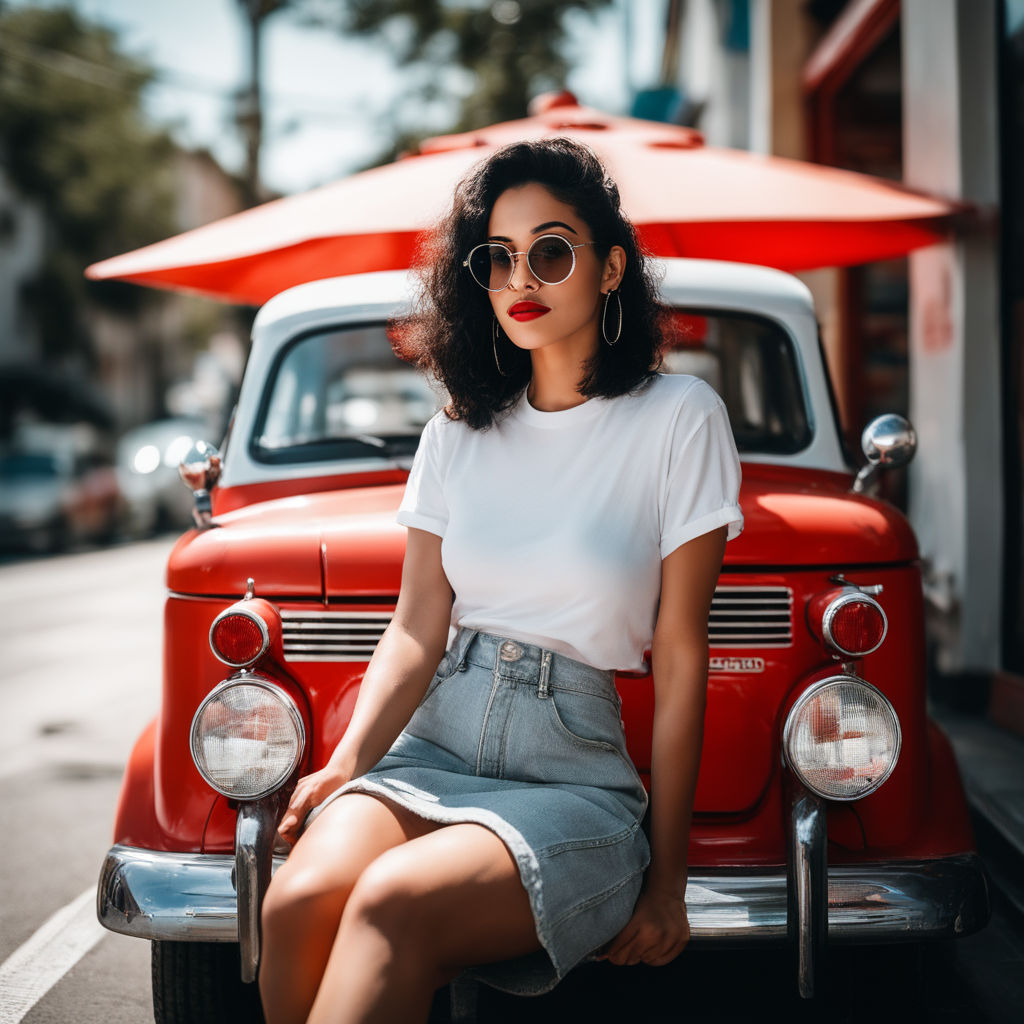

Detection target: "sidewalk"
[930, 701, 1024, 916]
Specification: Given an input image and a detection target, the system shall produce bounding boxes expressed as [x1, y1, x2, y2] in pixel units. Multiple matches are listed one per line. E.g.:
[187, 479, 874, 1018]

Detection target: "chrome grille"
[282, 586, 793, 662]
[281, 610, 392, 662]
[709, 586, 793, 648]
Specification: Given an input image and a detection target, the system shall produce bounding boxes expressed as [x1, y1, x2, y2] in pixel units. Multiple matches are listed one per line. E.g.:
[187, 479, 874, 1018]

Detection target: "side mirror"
[178, 440, 222, 528]
[852, 415, 917, 494]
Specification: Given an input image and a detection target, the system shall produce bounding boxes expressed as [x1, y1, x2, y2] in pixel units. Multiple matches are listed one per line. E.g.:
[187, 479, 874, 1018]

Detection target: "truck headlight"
[190, 675, 304, 799]
[782, 676, 901, 800]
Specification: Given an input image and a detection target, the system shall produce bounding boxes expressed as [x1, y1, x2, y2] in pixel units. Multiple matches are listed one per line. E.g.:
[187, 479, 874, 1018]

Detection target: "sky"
[7, 0, 666, 196]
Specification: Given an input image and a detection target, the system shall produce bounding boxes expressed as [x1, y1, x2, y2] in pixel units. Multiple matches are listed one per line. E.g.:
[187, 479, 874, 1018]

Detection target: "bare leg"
[259, 793, 440, 1024]
[307, 821, 540, 1024]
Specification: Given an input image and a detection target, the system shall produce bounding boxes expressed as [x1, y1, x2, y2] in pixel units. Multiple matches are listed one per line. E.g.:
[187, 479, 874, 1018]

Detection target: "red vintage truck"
[97, 259, 989, 1021]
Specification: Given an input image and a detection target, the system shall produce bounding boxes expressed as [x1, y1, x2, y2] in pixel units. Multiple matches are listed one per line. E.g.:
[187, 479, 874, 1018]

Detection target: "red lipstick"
[508, 301, 551, 321]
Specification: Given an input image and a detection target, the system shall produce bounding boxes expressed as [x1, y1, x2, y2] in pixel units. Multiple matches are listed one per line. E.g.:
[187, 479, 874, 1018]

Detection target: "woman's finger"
[600, 936, 633, 965]
[643, 951, 677, 967]
[640, 925, 690, 967]
[606, 927, 656, 966]
[286, 788, 310, 816]
[277, 811, 302, 839]
[610, 919, 674, 967]
[609, 914, 640, 947]
[632, 933, 666, 966]
[645, 938, 687, 967]
[284, 786, 310, 815]
[277, 788, 314, 840]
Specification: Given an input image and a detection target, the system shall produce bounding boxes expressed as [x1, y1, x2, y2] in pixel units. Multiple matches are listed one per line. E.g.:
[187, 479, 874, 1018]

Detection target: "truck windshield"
[252, 311, 810, 463]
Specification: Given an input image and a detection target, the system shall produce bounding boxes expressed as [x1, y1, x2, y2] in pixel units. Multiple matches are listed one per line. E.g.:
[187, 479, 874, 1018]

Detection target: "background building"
[654, 0, 1020, 726]
[0, 144, 247, 443]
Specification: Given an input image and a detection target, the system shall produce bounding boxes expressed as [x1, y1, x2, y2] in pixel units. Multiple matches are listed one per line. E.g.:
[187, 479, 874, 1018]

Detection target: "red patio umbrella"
[85, 93, 958, 306]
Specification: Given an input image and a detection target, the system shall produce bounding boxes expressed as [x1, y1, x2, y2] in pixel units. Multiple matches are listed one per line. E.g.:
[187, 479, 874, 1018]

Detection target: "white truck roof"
[221, 259, 843, 489]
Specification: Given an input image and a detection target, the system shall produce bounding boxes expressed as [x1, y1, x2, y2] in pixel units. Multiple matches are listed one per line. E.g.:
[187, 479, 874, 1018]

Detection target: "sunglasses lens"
[469, 244, 513, 290]
[528, 236, 574, 284]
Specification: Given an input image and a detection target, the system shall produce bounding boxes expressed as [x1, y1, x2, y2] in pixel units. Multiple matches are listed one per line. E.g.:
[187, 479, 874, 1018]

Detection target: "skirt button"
[499, 640, 523, 661]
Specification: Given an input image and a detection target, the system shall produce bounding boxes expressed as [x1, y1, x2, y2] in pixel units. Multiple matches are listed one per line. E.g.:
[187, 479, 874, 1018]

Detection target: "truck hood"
[725, 464, 918, 567]
[167, 465, 917, 597]
[167, 484, 407, 597]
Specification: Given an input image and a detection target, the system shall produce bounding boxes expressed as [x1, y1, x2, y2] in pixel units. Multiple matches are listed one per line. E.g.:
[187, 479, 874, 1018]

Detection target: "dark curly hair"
[393, 138, 670, 429]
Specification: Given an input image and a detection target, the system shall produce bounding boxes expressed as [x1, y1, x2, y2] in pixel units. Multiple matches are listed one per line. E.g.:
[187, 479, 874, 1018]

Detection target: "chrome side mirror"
[852, 415, 917, 494]
[178, 440, 223, 528]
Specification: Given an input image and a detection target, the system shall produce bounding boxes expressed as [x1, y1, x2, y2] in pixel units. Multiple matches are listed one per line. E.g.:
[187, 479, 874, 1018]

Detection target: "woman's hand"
[276, 764, 351, 846]
[599, 885, 691, 967]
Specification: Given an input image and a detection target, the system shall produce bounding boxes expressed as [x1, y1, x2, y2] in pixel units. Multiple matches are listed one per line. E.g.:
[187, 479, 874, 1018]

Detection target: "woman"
[259, 138, 743, 1024]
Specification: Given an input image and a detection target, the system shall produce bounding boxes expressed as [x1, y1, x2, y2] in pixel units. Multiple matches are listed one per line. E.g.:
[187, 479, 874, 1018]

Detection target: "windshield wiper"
[257, 432, 421, 460]
[345, 433, 420, 458]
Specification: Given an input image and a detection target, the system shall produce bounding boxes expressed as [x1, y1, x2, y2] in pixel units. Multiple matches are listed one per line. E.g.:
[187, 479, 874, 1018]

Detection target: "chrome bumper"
[98, 844, 988, 946]
[682, 853, 988, 943]
[97, 844, 286, 942]
[97, 795, 280, 983]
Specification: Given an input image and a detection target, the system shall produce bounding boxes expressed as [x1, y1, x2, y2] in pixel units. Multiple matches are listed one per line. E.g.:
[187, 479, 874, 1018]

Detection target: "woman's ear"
[602, 245, 627, 292]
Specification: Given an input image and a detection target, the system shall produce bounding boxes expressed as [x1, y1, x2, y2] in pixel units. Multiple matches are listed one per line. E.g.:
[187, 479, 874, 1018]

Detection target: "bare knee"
[262, 863, 350, 939]
[343, 851, 434, 947]
[340, 854, 454, 992]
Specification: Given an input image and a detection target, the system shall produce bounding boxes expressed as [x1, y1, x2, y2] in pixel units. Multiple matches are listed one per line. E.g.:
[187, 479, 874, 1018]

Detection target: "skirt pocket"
[417, 650, 458, 707]
[404, 660, 492, 768]
[545, 686, 647, 801]
[547, 686, 624, 751]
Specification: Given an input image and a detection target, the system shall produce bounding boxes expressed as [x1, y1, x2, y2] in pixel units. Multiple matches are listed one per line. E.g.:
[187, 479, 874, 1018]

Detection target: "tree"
[0, 3, 178, 361]
[229, 0, 614, 191]
[235, 0, 290, 204]
[295, 0, 614, 160]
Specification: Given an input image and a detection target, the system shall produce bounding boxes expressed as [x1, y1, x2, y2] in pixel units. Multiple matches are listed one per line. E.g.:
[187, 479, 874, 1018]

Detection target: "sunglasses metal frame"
[462, 234, 597, 291]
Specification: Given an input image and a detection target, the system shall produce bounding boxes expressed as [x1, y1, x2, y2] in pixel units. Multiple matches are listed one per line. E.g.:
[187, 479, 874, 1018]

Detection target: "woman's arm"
[277, 527, 453, 843]
[601, 525, 727, 966]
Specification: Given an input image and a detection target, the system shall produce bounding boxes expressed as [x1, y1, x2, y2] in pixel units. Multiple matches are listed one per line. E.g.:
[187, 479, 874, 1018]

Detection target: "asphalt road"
[0, 537, 172, 1024]
[0, 538, 1021, 1023]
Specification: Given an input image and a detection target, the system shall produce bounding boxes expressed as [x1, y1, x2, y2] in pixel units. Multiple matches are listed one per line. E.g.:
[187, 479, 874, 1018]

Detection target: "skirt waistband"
[448, 627, 615, 699]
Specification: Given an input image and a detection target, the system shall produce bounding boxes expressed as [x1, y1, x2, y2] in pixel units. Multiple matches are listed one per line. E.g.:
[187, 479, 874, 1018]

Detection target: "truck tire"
[152, 940, 265, 1024]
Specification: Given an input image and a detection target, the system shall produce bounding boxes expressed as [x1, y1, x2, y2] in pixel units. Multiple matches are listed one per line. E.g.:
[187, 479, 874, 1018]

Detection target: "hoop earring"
[602, 289, 622, 346]
[492, 317, 508, 376]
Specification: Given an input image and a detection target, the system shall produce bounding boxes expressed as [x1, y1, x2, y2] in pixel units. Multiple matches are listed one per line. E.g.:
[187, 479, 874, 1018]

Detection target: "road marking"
[0, 888, 105, 1024]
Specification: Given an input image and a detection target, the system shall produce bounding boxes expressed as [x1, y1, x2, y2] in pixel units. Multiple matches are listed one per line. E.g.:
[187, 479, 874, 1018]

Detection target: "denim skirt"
[308, 627, 650, 995]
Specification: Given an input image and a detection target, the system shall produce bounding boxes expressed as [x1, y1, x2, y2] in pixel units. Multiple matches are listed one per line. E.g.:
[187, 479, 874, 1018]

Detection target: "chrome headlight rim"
[209, 607, 271, 668]
[782, 674, 902, 802]
[189, 672, 305, 800]
[822, 591, 888, 658]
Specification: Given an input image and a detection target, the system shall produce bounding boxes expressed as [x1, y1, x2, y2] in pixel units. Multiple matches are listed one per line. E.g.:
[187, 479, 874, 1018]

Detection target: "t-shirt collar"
[510, 385, 608, 429]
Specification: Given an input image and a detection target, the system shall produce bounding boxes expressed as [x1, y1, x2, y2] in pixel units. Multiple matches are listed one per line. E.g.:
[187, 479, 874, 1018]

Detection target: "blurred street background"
[2, 0, 1024, 1021]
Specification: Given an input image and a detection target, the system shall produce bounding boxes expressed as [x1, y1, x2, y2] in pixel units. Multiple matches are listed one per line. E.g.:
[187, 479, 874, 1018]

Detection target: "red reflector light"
[825, 597, 887, 657]
[210, 612, 267, 666]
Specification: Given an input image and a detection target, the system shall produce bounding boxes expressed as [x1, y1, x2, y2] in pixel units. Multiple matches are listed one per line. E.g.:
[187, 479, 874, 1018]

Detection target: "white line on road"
[0, 888, 105, 1024]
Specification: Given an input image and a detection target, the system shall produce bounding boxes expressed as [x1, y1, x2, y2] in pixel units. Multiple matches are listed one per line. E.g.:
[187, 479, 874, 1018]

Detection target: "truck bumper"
[98, 795, 280, 983]
[97, 843, 989, 947]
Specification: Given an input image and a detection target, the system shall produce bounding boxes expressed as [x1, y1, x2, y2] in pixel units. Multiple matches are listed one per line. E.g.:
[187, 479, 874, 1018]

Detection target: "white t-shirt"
[397, 373, 744, 672]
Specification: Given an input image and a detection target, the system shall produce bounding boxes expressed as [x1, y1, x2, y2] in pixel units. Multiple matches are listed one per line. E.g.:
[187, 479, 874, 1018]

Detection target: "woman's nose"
[507, 253, 538, 291]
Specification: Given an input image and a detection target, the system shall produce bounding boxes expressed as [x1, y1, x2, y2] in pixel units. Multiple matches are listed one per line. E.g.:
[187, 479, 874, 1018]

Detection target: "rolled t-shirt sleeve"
[397, 413, 449, 537]
[659, 393, 744, 559]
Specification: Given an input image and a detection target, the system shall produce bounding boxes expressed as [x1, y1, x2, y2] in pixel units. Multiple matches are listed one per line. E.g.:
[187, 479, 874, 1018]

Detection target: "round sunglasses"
[463, 234, 597, 291]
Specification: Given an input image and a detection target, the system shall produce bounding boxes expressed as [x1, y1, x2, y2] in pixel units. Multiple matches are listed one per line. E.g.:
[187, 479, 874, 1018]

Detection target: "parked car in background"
[117, 417, 215, 537]
[0, 423, 120, 553]
[97, 261, 990, 1022]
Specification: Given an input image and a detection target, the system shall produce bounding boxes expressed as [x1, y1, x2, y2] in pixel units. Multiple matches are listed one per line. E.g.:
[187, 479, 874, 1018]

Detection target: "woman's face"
[484, 183, 624, 359]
